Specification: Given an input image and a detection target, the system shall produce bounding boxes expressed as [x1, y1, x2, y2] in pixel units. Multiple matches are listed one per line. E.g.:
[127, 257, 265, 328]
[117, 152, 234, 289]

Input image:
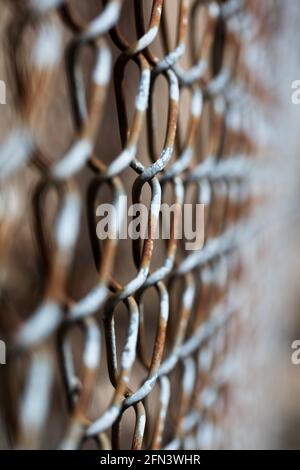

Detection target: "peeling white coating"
[120, 309, 139, 369]
[86, 404, 120, 436]
[151, 187, 162, 218]
[201, 180, 212, 204]
[139, 147, 172, 180]
[106, 145, 136, 178]
[61, 341, 77, 392]
[177, 323, 211, 360]
[30, 0, 63, 13]
[32, 23, 62, 69]
[160, 376, 170, 409]
[160, 146, 173, 167]
[154, 380, 169, 443]
[208, 2, 221, 18]
[0, 128, 34, 180]
[93, 46, 112, 86]
[121, 267, 148, 299]
[156, 43, 185, 72]
[191, 89, 203, 117]
[0, 185, 20, 221]
[160, 290, 169, 322]
[207, 70, 230, 96]
[163, 148, 192, 180]
[59, 422, 84, 450]
[183, 411, 201, 432]
[200, 386, 218, 408]
[175, 59, 207, 85]
[15, 301, 62, 348]
[69, 285, 108, 320]
[159, 352, 179, 377]
[198, 347, 213, 372]
[183, 283, 195, 310]
[55, 193, 81, 252]
[83, 323, 101, 369]
[144, 262, 171, 286]
[169, 72, 179, 102]
[52, 139, 92, 179]
[135, 69, 151, 112]
[183, 357, 196, 395]
[135, 413, 146, 437]
[20, 353, 53, 431]
[134, 26, 158, 53]
[82, 2, 121, 41]
[125, 375, 157, 406]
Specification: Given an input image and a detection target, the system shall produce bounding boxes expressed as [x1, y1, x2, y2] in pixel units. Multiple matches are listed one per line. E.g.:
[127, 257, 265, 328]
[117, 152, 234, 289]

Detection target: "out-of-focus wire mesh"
[0, 0, 294, 450]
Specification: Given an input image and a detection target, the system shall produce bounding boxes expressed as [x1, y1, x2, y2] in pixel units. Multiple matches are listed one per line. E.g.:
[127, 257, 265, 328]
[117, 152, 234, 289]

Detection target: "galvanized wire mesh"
[0, 0, 279, 450]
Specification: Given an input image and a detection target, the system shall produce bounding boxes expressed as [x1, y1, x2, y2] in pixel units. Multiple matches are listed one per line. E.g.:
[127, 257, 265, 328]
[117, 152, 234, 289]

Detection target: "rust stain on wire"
[0, 0, 269, 450]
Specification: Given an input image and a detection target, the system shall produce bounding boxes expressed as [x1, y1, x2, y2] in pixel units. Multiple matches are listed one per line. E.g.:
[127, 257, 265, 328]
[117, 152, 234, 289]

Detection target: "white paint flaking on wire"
[32, 23, 62, 69]
[20, 353, 53, 431]
[82, 2, 121, 41]
[106, 145, 136, 178]
[208, 2, 221, 18]
[52, 139, 92, 179]
[183, 357, 196, 395]
[69, 285, 108, 320]
[93, 46, 112, 86]
[135, 69, 151, 112]
[125, 375, 157, 406]
[0, 128, 34, 179]
[160, 290, 169, 322]
[30, 0, 63, 13]
[83, 323, 101, 369]
[169, 72, 179, 102]
[16, 301, 61, 348]
[191, 89, 203, 117]
[156, 43, 185, 72]
[86, 404, 120, 436]
[55, 193, 81, 253]
[136, 413, 146, 437]
[134, 26, 158, 53]
[120, 309, 139, 370]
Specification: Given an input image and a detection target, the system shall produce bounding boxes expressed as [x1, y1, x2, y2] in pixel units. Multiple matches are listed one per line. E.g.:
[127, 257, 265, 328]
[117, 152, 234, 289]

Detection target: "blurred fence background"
[0, 0, 300, 450]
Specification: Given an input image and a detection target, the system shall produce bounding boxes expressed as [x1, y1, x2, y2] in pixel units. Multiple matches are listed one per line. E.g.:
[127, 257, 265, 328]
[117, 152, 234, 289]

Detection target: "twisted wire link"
[0, 0, 270, 450]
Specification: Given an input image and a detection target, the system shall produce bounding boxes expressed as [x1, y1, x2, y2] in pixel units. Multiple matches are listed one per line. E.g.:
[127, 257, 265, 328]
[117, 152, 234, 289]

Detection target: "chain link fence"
[0, 0, 293, 450]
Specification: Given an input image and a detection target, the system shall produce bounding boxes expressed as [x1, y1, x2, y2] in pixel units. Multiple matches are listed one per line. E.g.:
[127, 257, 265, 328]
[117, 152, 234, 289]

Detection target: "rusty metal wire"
[0, 0, 274, 450]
